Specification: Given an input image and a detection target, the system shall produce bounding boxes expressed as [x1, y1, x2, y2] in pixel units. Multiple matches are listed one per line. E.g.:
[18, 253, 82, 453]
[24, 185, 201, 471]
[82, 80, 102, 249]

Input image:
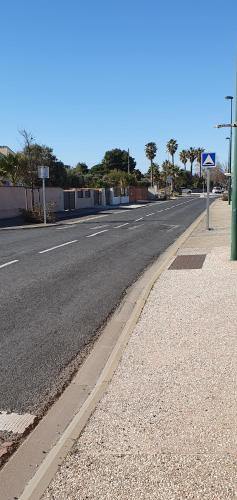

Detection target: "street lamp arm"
[214, 123, 237, 128]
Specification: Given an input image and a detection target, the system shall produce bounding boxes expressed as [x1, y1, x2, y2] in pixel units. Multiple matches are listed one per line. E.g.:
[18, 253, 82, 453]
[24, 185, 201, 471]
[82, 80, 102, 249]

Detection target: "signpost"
[201, 152, 216, 230]
[38, 166, 49, 225]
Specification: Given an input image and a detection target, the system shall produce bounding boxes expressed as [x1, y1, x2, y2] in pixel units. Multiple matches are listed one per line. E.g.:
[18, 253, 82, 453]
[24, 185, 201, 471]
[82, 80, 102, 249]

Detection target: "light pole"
[225, 96, 233, 204]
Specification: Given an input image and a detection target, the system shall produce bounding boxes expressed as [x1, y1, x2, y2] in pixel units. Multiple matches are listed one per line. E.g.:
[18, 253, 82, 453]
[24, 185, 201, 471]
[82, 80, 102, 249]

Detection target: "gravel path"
[43, 201, 237, 500]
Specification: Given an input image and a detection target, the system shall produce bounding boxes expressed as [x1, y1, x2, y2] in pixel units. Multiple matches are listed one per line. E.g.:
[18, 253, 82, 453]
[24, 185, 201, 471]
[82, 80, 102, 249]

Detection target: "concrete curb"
[17, 205, 211, 500]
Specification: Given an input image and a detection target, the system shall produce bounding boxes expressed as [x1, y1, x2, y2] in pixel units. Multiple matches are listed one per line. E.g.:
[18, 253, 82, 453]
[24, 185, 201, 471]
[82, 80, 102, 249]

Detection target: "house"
[0, 145, 14, 157]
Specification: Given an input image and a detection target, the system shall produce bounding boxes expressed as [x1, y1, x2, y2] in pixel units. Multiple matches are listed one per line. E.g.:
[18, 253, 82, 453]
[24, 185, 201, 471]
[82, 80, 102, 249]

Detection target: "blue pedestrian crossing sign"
[201, 152, 216, 168]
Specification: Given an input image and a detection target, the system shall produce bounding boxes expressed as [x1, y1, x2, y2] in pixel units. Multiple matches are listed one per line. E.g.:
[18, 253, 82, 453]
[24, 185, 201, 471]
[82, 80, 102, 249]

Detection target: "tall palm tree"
[179, 150, 188, 170]
[145, 142, 157, 187]
[166, 139, 178, 165]
[195, 148, 205, 177]
[187, 147, 197, 177]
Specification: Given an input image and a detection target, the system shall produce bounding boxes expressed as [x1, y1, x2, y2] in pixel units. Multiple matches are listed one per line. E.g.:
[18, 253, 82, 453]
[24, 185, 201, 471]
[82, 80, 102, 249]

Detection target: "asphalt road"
[0, 197, 209, 415]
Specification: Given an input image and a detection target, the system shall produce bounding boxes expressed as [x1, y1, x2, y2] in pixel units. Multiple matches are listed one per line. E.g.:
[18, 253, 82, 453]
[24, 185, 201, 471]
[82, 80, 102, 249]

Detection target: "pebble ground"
[43, 201, 237, 500]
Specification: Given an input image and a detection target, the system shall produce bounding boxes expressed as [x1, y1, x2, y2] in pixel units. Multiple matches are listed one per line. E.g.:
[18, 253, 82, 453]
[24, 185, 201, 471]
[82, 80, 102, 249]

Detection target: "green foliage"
[73, 162, 89, 174]
[0, 153, 27, 185]
[179, 149, 188, 170]
[102, 149, 136, 173]
[187, 147, 197, 176]
[145, 142, 157, 161]
[166, 139, 178, 165]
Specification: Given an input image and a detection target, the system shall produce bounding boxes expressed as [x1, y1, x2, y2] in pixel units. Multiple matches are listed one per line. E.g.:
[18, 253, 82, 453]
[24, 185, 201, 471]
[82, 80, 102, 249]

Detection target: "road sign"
[38, 166, 49, 224]
[201, 152, 216, 168]
[38, 166, 49, 179]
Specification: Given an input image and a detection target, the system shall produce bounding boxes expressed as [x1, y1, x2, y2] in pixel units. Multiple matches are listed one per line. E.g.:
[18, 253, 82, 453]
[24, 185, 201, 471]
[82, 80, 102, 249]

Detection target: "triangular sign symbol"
[203, 154, 214, 166]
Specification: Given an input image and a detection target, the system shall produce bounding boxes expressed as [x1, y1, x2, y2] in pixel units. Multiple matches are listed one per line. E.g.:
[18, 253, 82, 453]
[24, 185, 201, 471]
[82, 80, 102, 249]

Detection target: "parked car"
[212, 186, 223, 194]
[181, 188, 192, 194]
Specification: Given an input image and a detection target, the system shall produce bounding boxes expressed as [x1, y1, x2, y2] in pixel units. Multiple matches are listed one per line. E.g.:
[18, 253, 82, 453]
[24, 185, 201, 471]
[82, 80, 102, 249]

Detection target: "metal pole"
[206, 168, 210, 230]
[228, 100, 233, 204]
[231, 84, 237, 259]
[42, 177, 47, 225]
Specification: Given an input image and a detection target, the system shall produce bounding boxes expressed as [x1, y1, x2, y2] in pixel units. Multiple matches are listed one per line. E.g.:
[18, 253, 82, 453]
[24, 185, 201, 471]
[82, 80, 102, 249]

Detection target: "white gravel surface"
[43, 204, 237, 500]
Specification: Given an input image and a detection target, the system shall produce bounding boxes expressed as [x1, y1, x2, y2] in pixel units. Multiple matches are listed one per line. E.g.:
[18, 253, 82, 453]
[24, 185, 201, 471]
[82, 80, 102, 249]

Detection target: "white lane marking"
[86, 229, 109, 238]
[166, 224, 180, 232]
[113, 223, 129, 229]
[56, 225, 76, 230]
[39, 240, 78, 253]
[146, 212, 155, 217]
[0, 411, 36, 434]
[156, 198, 199, 214]
[66, 214, 108, 225]
[89, 224, 108, 230]
[0, 260, 19, 269]
[128, 224, 145, 230]
[135, 217, 144, 222]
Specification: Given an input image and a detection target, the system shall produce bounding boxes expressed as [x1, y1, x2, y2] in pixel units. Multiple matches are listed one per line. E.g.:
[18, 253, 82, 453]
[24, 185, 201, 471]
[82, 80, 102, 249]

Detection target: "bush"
[222, 193, 228, 201]
[20, 203, 56, 223]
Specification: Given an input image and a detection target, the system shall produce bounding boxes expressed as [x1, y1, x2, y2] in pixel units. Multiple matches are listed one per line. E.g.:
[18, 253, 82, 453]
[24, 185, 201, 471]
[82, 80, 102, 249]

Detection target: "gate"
[64, 191, 75, 210]
[94, 190, 102, 206]
[105, 188, 111, 205]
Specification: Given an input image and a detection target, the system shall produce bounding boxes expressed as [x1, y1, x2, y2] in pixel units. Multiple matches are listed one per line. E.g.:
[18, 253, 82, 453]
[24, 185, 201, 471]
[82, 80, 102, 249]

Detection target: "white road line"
[113, 223, 129, 229]
[135, 217, 144, 222]
[0, 260, 19, 269]
[146, 212, 155, 217]
[56, 225, 76, 230]
[128, 224, 145, 230]
[39, 240, 78, 253]
[86, 229, 109, 238]
[89, 224, 108, 230]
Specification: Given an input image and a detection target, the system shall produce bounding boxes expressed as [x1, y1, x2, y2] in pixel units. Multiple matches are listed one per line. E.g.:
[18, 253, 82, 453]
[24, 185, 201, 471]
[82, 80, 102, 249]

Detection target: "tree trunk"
[191, 162, 193, 177]
[151, 160, 153, 187]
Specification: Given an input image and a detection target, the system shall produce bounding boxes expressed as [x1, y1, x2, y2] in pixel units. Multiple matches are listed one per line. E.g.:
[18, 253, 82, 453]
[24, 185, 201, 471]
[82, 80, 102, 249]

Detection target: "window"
[85, 190, 90, 198]
[77, 191, 83, 198]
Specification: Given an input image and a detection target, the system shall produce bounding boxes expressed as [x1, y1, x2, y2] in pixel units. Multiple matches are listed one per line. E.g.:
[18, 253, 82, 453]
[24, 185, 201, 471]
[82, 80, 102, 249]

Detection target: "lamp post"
[231, 84, 237, 259]
[225, 96, 233, 204]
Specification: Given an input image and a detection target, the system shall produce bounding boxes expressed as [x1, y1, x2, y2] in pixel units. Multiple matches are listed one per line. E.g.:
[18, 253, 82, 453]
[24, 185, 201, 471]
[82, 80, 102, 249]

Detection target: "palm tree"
[179, 150, 188, 170]
[145, 142, 157, 187]
[187, 147, 197, 177]
[195, 148, 205, 177]
[166, 139, 178, 165]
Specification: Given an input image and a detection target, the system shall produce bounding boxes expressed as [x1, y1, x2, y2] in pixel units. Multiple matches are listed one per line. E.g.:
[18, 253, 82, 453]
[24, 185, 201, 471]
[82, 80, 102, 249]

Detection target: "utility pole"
[225, 96, 234, 204]
[231, 86, 237, 259]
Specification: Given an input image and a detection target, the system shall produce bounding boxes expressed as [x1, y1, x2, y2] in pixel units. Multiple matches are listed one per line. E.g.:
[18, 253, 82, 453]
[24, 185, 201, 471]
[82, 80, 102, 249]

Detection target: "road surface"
[0, 197, 208, 416]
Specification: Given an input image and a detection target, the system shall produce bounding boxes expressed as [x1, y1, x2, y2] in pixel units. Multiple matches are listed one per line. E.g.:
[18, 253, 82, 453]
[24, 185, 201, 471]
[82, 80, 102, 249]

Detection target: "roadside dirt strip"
[0, 204, 212, 500]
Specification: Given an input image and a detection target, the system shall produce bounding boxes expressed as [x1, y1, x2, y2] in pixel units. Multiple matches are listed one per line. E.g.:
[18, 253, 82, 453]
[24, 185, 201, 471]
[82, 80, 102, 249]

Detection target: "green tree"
[145, 142, 157, 187]
[146, 162, 160, 185]
[73, 162, 89, 175]
[179, 150, 188, 170]
[195, 148, 205, 177]
[0, 153, 27, 185]
[167, 139, 178, 165]
[187, 147, 197, 177]
[102, 149, 136, 173]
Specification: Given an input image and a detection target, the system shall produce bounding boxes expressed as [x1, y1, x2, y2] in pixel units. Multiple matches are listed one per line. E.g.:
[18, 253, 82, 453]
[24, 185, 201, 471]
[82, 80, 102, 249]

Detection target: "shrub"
[20, 203, 56, 223]
[222, 193, 228, 201]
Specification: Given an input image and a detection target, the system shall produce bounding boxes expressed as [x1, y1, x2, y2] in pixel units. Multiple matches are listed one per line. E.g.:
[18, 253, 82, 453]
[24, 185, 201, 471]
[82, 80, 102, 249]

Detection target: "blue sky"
[0, 0, 236, 172]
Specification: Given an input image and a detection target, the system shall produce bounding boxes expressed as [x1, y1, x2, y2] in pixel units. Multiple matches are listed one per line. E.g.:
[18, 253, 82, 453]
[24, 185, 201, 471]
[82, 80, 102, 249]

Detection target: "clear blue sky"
[0, 0, 236, 172]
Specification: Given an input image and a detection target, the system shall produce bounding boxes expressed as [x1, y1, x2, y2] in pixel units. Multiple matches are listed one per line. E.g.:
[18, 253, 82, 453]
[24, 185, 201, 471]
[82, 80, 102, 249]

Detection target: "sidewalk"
[43, 199, 237, 500]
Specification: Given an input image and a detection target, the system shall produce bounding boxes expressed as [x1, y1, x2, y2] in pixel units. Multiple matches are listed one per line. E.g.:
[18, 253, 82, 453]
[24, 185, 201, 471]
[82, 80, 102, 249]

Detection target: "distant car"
[212, 186, 223, 194]
[181, 188, 192, 194]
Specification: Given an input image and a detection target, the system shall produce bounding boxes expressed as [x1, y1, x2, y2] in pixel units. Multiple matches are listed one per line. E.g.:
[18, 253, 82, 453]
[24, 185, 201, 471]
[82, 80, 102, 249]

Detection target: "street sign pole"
[201, 152, 216, 231]
[206, 168, 210, 230]
[42, 177, 47, 225]
[38, 166, 49, 226]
